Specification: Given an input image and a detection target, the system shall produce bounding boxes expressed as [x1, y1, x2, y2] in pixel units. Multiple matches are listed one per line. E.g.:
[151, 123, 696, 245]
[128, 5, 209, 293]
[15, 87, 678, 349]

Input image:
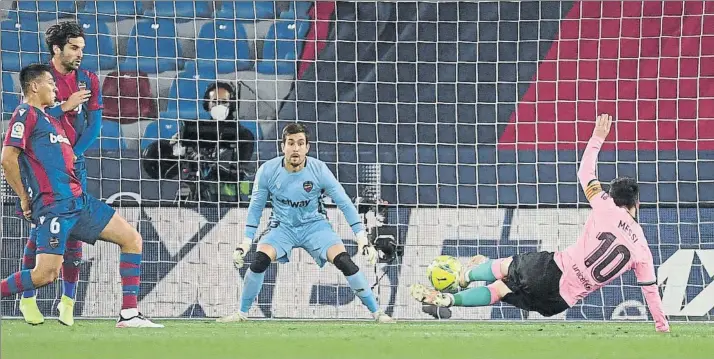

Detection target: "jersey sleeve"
[86, 71, 103, 111]
[633, 240, 670, 332]
[577, 136, 612, 209]
[3, 107, 37, 151]
[244, 163, 270, 239]
[321, 162, 364, 234]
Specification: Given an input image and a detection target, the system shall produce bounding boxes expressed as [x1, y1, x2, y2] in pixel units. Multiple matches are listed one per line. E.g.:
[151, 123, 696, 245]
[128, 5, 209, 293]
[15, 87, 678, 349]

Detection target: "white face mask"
[210, 104, 229, 121]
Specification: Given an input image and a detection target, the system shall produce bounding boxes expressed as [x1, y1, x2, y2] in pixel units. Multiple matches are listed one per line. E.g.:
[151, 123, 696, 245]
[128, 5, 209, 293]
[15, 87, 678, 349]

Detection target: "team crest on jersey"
[49, 237, 59, 249]
[78, 81, 87, 90]
[303, 181, 313, 193]
[10, 122, 24, 139]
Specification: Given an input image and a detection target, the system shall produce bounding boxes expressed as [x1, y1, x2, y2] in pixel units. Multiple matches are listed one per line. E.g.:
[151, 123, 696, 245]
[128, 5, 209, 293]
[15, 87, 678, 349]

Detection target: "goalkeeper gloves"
[233, 238, 252, 268]
[356, 231, 378, 265]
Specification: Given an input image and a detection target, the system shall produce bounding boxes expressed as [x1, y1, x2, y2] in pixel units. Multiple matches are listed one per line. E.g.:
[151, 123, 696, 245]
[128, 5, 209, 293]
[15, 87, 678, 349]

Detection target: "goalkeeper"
[218, 123, 394, 323]
[410, 114, 669, 332]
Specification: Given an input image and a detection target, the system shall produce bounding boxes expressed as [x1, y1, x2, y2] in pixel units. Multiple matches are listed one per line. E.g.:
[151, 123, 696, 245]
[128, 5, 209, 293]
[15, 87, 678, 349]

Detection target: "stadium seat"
[196, 20, 252, 74]
[83, 1, 139, 15]
[88, 120, 127, 151]
[17, 1, 76, 21]
[102, 71, 158, 123]
[218, 1, 275, 20]
[0, 19, 41, 72]
[144, 1, 213, 20]
[281, 1, 312, 19]
[1, 73, 20, 115]
[119, 19, 184, 74]
[141, 119, 180, 149]
[256, 18, 311, 75]
[162, 67, 216, 121]
[77, 16, 116, 72]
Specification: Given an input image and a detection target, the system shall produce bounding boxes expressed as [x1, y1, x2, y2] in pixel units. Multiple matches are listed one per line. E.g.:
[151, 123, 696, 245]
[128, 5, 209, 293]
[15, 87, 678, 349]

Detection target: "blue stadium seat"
[0, 19, 41, 72]
[83, 1, 139, 15]
[281, 1, 312, 19]
[141, 119, 180, 149]
[196, 20, 252, 74]
[162, 68, 216, 121]
[2, 73, 20, 115]
[218, 1, 275, 20]
[17, 1, 76, 21]
[119, 19, 184, 74]
[77, 17, 116, 72]
[256, 19, 311, 75]
[88, 120, 127, 151]
[144, 1, 213, 20]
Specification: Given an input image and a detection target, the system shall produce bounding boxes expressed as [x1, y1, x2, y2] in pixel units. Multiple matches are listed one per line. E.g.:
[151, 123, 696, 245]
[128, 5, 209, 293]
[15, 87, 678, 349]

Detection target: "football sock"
[240, 269, 265, 313]
[119, 253, 141, 309]
[21, 228, 37, 298]
[453, 285, 500, 307]
[1, 270, 35, 297]
[62, 240, 82, 299]
[467, 258, 505, 282]
[346, 271, 379, 313]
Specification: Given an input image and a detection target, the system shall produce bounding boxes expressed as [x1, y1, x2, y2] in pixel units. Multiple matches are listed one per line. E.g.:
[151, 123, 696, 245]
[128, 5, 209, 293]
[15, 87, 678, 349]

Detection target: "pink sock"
[486, 284, 501, 304]
[491, 258, 505, 280]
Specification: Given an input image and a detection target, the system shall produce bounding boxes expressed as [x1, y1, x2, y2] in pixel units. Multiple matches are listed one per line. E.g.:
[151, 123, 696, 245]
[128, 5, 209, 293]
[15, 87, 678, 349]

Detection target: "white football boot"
[410, 284, 454, 307]
[116, 309, 164, 328]
[216, 312, 250, 323]
[372, 310, 396, 323]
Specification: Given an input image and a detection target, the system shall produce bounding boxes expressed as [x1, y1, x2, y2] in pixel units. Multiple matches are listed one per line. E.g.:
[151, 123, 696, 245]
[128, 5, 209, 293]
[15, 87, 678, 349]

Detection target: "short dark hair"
[202, 81, 239, 114]
[609, 177, 639, 209]
[45, 21, 84, 55]
[19, 63, 52, 93]
[282, 123, 309, 144]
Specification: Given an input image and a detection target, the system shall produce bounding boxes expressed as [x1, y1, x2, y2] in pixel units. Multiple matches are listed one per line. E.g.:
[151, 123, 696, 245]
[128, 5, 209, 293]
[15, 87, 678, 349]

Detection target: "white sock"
[120, 308, 139, 318]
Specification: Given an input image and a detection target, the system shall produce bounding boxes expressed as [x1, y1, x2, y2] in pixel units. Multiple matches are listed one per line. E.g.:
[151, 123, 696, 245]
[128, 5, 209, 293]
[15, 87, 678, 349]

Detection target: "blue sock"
[63, 281, 77, 299]
[240, 269, 265, 313]
[346, 271, 379, 313]
[22, 228, 37, 298]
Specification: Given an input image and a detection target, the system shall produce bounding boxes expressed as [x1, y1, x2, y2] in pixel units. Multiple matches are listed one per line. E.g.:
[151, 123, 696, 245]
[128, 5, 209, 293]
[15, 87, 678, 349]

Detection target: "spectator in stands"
[142, 81, 256, 204]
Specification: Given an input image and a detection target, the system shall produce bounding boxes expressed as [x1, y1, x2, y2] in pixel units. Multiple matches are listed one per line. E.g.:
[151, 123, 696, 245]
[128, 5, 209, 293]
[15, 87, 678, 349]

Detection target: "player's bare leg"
[458, 256, 512, 288]
[2, 252, 63, 322]
[411, 280, 512, 308]
[217, 244, 277, 323]
[98, 213, 163, 328]
[326, 244, 394, 323]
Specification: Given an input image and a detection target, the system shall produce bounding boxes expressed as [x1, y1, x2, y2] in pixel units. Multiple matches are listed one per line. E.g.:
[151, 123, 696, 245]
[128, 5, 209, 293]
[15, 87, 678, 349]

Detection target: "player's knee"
[332, 252, 359, 276]
[32, 264, 60, 285]
[249, 251, 272, 274]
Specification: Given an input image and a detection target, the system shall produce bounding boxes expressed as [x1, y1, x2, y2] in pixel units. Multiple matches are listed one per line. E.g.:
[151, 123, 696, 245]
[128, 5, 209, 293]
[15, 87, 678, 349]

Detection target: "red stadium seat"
[102, 71, 158, 124]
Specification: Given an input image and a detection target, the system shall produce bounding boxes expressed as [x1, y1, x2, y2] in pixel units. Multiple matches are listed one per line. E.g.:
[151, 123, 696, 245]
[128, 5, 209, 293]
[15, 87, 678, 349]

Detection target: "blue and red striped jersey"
[49, 64, 103, 146]
[3, 104, 82, 208]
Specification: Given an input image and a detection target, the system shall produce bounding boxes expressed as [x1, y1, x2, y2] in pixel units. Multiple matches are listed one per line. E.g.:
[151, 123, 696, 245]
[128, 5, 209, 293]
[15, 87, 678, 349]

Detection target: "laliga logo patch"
[303, 181, 313, 193]
[10, 122, 24, 139]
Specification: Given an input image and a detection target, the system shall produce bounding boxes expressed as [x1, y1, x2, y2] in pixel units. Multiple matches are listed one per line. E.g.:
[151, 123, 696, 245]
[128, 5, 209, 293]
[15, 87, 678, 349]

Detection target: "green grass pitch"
[2, 320, 713, 359]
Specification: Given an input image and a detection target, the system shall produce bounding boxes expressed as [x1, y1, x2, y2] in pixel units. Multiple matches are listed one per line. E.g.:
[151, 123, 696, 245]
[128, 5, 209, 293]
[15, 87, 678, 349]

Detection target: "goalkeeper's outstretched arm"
[578, 114, 612, 206]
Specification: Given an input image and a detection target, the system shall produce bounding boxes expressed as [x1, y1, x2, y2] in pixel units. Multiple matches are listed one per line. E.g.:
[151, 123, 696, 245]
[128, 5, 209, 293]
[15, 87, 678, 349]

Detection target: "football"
[426, 255, 462, 293]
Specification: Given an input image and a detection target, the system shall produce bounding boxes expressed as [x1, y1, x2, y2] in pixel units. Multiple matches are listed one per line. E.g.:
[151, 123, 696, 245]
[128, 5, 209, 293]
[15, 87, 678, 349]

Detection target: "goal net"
[1, 0, 714, 321]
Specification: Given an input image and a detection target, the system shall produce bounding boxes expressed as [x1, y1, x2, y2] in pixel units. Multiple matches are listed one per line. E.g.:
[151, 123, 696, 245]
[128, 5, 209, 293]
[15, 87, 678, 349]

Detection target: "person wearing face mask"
[141, 82, 256, 203]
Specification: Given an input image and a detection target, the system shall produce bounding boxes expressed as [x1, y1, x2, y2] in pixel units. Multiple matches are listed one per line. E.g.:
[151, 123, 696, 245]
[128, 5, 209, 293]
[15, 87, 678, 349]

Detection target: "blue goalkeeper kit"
[244, 156, 365, 266]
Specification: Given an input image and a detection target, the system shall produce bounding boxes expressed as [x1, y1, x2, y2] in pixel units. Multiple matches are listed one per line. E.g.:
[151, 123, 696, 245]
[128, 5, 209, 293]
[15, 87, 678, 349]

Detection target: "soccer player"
[410, 114, 670, 332]
[1, 64, 162, 328]
[217, 123, 394, 323]
[17, 21, 102, 326]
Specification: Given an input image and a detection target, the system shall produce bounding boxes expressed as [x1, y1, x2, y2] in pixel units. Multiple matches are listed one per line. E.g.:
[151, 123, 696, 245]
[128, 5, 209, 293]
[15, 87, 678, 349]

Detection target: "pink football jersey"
[553, 135, 668, 331]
